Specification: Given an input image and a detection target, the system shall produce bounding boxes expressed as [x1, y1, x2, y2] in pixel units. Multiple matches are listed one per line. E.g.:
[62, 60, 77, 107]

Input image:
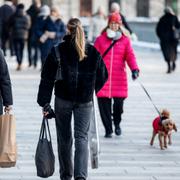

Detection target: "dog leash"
[137, 79, 161, 117]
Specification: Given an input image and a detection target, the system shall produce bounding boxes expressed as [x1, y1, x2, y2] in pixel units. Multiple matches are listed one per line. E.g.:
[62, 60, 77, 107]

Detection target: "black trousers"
[98, 97, 124, 134]
[14, 39, 25, 65]
[55, 97, 93, 180]
[1, 31, 14, 56]
[27, 37, 38, 67]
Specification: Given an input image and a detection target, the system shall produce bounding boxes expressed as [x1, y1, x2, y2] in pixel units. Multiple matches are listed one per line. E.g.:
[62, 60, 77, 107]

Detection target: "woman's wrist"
[4, 105, 12, 112]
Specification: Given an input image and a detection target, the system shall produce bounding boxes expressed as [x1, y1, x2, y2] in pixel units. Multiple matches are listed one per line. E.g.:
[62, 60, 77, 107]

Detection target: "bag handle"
[39, 117, 52, 142]
[39, 118, 45, 140]
[54, 44, 63, 81]
[45, 117, 52, 141]
[54, 45, 61, 62]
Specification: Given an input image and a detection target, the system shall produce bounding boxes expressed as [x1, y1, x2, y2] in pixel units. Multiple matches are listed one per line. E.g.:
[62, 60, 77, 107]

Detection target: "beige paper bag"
[0, 114, 17, 168]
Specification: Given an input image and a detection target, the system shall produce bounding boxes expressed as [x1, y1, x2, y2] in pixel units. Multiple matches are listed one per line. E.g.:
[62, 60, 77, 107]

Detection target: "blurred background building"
[0, 0, 180, 42]
[0, 0, 180, 19]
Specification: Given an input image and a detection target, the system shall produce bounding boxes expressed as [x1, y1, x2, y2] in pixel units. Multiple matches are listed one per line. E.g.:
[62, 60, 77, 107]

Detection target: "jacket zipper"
[109, 41, 114, 98]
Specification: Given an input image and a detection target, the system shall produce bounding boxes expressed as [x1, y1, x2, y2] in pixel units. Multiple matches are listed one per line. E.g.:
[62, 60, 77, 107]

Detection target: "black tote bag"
[35, 117, 55, 178]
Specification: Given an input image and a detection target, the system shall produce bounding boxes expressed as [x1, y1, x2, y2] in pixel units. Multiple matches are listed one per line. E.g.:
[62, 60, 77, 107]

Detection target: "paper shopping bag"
[0, 114, 17, 168]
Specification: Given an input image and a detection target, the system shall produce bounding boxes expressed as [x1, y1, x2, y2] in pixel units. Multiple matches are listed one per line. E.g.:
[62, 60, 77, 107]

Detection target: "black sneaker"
[104, 133, 112, 138]
[115, 126, 121, 136]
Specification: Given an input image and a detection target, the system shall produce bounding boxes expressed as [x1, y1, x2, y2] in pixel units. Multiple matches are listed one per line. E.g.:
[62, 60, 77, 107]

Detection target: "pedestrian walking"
[94, 12, 139, 138]
[88, 6, 107, 43]
[37, 18, 108, 180]
[110, 2, 137, 41]
[38, 7, 66, 68]
[156, 6, 180, 73]
[0, 0, 15, 56]
[0, 49, 13, 115]
[34, 5, 50, 69]
[9, 3, 31, 71]
[26, 0, 41, 68]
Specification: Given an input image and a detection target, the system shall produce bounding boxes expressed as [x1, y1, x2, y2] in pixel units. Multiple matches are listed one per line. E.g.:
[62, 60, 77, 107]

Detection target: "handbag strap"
[102, 40, 118, 58]
[172, 16, 179, 30]
[39, 118, 45, 140]
[54, 44, 61, 62]
[45, 118, 52, 141]
[39, 117, 52, 142]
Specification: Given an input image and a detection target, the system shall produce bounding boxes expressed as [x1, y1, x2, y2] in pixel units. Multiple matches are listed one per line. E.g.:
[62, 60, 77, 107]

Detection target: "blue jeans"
[55, 97, 93, 180]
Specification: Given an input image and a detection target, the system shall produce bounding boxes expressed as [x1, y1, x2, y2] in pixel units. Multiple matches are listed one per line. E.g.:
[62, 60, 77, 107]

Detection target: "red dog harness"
[152, 116, 167, 134]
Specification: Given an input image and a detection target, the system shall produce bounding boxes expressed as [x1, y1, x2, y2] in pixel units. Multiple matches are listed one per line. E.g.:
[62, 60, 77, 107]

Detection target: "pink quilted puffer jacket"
[94, 32, 139, 98]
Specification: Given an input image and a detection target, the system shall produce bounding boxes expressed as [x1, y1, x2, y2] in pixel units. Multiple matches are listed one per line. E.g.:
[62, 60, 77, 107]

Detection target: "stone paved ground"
[0, 48, 180, 180]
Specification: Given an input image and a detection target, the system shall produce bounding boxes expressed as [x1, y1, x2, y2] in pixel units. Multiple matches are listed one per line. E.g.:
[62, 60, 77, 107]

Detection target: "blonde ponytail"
[75, 24, 86, 61]
[67, 18, 86, 61]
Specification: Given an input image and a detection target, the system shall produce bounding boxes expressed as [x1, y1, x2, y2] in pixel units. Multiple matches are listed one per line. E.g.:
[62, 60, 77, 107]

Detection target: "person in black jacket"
[0, 0, 15, 56]
[9, 3, 31, 70]
[37, 18, 108, 180]
[26, 0, 41, 68]
[156, 7, 180, 73]
[0, 49, 13, 115]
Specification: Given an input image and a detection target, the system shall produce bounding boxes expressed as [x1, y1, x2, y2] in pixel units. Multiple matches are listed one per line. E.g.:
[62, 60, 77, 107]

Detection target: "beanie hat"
[108, 12, 121, 24]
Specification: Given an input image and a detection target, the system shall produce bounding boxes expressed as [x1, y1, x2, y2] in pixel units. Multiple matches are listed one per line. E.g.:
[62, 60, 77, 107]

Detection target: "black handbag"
[173, 27, 180, 41]
[35, 117, 55, 178]
[54, 45, 63, 81]
[172, 18, 180, 41]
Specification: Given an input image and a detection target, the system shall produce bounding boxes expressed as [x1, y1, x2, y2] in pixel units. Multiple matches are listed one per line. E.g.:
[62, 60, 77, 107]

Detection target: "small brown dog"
[150, 109, 177, 150]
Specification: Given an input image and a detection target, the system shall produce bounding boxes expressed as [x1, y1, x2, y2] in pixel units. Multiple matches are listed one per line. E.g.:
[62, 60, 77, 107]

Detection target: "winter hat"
[39, 5, 50, 16]
[108, 12, 122, 24]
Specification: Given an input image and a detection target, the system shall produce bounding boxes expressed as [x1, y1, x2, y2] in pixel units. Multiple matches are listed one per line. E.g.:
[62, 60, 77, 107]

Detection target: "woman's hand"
[43, 103, 56, 119]
[4, 105, 12, 113]
[131, 69, 139, 80]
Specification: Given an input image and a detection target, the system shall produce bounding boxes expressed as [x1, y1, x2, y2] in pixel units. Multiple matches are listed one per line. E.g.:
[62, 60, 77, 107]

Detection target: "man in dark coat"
[0, 49, 13, 115]
[156, 7, 180, 73]
[26, 0, 41, 68]
[9, 3, 31, 70]
[0, 0, 15, 56]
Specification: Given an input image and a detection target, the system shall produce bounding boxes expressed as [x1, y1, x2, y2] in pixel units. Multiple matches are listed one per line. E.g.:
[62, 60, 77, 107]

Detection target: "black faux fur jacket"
[37, 35, 108, 107]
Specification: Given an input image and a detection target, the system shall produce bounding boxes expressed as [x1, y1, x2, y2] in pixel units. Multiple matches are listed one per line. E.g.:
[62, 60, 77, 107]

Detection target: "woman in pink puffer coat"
[94, 12, 139, 138]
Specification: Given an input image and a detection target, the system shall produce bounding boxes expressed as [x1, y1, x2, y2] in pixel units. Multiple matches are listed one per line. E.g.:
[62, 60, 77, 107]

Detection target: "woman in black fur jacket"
[37, 18, 108, 180]
[0, 49, 13, 115]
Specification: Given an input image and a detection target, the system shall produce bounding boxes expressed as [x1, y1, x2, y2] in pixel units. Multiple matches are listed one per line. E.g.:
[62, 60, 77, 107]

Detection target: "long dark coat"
[156, 12, 180, 62]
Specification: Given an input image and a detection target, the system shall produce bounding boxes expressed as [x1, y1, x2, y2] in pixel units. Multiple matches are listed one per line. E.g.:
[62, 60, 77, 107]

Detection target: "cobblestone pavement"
[0, 48, 180, 180]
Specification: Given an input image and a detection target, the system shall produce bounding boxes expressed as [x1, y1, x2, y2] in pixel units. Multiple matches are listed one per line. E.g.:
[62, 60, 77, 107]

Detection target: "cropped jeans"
[55, 97, 93, 180]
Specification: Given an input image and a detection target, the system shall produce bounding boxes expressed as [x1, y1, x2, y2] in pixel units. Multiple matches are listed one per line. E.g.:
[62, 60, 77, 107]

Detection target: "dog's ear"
[173, 123, 177, 132]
